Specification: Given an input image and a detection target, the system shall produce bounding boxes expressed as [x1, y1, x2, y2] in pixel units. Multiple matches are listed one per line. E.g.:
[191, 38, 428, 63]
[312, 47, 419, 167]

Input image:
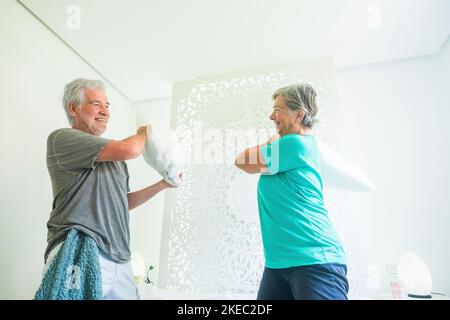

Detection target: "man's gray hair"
[272, 83, 318, 129]
[63, 78, 105, 125]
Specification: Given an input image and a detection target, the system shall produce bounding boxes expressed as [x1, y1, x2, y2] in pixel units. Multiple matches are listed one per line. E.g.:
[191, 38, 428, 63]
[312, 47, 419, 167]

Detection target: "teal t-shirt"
[258, 133, 346, 268]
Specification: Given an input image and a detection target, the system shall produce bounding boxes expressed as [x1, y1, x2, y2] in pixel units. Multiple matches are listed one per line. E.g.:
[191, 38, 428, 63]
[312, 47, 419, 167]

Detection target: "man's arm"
[127, 179, 176, 211]
[97, 126, 148, 161]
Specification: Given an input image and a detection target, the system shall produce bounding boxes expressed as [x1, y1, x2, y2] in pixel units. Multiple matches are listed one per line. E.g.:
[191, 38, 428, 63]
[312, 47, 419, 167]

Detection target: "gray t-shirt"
[45, 128, 131, 263]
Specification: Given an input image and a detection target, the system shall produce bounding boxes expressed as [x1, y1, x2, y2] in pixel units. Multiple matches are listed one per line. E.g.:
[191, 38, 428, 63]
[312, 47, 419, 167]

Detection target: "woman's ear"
[296, 109, 305, 124]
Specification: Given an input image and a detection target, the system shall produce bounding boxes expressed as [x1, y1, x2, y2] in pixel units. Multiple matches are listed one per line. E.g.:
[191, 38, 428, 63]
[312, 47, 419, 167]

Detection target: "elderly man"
[42, 78, 173, 299]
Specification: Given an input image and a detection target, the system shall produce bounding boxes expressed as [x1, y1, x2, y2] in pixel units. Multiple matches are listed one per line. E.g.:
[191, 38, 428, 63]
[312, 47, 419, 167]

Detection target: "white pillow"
[142, 123, 185, 186]
[316, 138, 376, 192]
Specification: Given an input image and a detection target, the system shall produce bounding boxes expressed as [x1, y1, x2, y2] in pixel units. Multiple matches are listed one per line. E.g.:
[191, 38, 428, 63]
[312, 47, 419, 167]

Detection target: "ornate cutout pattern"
[161, 63, 366, 297]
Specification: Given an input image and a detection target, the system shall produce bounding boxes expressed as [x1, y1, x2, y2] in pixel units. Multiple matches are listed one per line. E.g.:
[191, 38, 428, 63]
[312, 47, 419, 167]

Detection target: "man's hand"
[161, 173, 183, 189]
[97, 126, 149, 162]
[137, 126, 148, 138]
[161, 179, 178, 189]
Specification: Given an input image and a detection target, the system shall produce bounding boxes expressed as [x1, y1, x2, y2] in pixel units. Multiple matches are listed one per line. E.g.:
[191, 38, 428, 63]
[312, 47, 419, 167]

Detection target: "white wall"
[130, 51, 450, 297]
[128, 97, 172, 286]
[0, 0, 132, 299]
[336, 50, 450, 296]
[440, 36, 450, 79]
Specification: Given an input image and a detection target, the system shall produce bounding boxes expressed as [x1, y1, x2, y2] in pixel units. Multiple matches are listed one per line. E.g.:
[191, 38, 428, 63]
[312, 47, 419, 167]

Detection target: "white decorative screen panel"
[158, 59, 367, 297]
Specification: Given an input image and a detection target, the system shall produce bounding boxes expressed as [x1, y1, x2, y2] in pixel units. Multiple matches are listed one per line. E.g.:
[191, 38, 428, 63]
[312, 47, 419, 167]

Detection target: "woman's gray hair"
[272, 83, 318, 128]
[63, 78, 105, 124]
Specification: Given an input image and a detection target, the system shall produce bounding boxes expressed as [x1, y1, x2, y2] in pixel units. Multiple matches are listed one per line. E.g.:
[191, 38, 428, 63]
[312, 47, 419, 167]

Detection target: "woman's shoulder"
[280, 133, 316, 145]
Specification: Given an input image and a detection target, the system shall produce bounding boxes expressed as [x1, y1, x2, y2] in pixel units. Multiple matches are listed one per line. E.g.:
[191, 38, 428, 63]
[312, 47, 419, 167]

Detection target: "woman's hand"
[266, 134, 280, 145]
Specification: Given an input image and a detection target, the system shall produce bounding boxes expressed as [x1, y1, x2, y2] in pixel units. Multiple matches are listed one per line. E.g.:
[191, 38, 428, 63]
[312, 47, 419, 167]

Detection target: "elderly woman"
[235, 83, 348, 300]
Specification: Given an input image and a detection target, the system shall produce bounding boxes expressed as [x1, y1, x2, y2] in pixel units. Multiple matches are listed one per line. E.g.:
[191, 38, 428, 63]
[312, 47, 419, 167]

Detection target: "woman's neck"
[281, 125, 310, 137]
[297, 127, 310, 136]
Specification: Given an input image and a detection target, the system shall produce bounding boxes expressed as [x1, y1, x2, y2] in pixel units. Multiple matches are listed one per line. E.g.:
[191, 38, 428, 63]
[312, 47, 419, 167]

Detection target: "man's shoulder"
[47, 128, 66, 145]
[48, 127, 74, 139]
[47, 128, 95, 141]
[47, 128, 88, 152]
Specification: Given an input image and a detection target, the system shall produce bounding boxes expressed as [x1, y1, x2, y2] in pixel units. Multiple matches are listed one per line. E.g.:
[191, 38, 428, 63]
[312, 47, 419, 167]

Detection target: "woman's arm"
[234, 135, 279, 174]
[234, 145, 267, 174]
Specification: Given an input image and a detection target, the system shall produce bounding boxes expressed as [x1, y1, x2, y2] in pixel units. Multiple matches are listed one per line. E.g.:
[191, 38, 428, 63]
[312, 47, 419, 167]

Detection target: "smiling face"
[269, 95, 302, 136]
[69, 88, 110, 136]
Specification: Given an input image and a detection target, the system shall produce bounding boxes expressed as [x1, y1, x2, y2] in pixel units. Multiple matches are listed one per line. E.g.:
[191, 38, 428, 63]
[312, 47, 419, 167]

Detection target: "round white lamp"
[130, 251, 146, 284]
[397, 251, 433, 299]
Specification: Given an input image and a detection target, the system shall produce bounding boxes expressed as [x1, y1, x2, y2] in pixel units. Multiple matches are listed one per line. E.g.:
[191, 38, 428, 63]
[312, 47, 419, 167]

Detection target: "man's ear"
[68, 102, 78, 118]
[296, 109, 305, 124]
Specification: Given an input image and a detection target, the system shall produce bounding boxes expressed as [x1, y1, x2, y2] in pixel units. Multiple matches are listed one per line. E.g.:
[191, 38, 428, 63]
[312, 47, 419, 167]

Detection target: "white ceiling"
[19, 0, 450, 101]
